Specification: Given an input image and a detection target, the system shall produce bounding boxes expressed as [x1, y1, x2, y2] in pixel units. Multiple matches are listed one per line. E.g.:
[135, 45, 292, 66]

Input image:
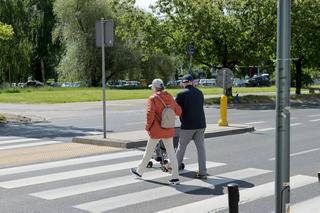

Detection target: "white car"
[198, 79, 216, 86]
[233, 78, 246, 87]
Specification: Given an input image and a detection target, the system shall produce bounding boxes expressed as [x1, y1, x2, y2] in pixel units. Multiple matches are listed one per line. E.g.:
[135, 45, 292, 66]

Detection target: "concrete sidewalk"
[73, 124, 254, 148]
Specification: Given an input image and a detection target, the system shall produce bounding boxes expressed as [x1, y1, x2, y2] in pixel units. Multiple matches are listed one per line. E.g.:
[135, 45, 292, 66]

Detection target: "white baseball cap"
[148, 78, 164, 89]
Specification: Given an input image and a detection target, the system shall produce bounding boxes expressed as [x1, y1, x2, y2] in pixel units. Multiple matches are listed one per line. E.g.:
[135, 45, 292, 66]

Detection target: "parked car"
[166, 80, 178, 87]
[245, 76, 271, 87]
[198, 79, 216, 86]
[47, 82, 61, 87]
[25, 80, 44, 88]
[233, 78, 246, 87]
[124, 81, 140, 87]
[61, 82, 81, 87]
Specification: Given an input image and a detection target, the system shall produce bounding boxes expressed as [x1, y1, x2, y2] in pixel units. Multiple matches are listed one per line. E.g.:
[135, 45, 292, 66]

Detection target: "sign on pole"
[187, 42, 195, 74]
[96, 20, 114, 47]
[216, 68, 234, 91]
[96, 19, 114, 139]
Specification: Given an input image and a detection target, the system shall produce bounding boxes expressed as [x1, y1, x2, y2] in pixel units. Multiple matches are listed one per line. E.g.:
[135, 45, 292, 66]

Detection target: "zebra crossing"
[0, 149, 318, 213]
[0, 136, 63, 150]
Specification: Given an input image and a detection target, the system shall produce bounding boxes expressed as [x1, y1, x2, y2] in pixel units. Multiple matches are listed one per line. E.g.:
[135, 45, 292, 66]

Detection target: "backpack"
[156, 95, 176, 128]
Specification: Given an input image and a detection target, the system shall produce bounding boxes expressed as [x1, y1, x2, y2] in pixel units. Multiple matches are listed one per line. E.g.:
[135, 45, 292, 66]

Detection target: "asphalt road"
[0, 98, 319, 212]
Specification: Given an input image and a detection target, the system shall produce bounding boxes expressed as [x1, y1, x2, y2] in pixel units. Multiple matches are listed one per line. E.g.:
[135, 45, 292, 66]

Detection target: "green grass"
[205, 93, 320, 105]
[0, 86, 307, 103]
[205, 95, 276, 105]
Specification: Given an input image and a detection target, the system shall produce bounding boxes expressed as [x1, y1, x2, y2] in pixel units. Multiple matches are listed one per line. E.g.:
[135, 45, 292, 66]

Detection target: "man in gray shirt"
[175, 74, 207, 179]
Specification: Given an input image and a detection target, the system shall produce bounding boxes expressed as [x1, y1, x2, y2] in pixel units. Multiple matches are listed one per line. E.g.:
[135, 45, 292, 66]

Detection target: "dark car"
[245, 76, 271, 87]
[25, 80, 44, 87]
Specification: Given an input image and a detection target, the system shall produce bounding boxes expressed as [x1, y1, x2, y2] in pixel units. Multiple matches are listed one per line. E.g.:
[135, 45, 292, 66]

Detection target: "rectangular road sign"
[96, 20, 114, 47]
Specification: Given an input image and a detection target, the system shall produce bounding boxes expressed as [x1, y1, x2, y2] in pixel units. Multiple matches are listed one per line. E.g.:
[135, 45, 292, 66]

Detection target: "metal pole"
[101, 19, 107, 139]
[189, 55, 192, 75]
[275, 0, 291, 212]
[223, 69, 226, 95]
[227, 183, 239, 213]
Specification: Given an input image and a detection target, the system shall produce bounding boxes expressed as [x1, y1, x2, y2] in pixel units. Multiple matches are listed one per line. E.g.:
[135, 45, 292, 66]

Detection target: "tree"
[29, 0, 58, 84]
[292, 0, 320, 94]
[53, 0, 113, 86]
[145, 0, 277, 95]
[111, 0, 179, 83]
[0, 22, 14, 40]
[0, 0, 34, 83]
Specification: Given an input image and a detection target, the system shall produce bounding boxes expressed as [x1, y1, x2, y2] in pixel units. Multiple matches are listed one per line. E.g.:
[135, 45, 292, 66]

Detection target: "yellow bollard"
[218, 95, 228, 126]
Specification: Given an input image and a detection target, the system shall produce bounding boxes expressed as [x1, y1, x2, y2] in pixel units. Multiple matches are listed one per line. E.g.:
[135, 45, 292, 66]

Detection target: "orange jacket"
[145, 91, 182, 139]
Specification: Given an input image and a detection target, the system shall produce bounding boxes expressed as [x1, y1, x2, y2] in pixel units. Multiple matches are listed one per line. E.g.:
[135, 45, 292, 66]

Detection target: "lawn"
[0, 86, 305, 103]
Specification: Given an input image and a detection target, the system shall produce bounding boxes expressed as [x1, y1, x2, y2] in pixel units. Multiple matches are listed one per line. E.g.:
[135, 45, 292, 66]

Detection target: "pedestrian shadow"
[140, 172, 254, 196]
[0, 123, 112, 139]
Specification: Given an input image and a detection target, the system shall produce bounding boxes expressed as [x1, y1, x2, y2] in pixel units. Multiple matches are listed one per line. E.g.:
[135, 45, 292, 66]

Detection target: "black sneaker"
[168, 179, 180, 185]
[130, 168, 142, 178]
[178, 163, 185, 171]
[195, 172, 207, 180]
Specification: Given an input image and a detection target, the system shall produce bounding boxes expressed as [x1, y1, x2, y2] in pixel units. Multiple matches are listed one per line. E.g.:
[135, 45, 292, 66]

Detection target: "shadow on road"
[0, 123, 112, 139]
[142, 174, 254, 196]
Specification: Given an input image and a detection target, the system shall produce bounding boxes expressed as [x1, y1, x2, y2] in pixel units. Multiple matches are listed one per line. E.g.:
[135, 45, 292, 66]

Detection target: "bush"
[0, 113, 6, 122]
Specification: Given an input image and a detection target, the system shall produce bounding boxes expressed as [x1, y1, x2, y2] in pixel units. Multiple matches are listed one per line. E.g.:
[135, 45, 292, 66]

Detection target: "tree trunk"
[294, 58, 302, 95]
[40, 58, 45, 84]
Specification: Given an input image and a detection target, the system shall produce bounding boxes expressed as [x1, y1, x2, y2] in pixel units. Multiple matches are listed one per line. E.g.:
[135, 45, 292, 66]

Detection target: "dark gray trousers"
[176, 128, 207, 175]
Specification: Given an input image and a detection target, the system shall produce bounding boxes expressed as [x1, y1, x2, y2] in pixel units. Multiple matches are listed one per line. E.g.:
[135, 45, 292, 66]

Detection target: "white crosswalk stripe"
[0, 160, 141, 188]
[0, 149, 318, 213]
[0, 141, 63, 150]
[291, 195, 320, 213]
[158, 175, 318, 213]
[256, 127, 275, 132]
[0, 136, 63, 150]
[0, 136, 28, 141]
[0, 150, 143, 176]
[0, 138, 40, 144]
[244, 121, 266, 125]
[73, 168, 271, 212]
[30, 161, 226, 200]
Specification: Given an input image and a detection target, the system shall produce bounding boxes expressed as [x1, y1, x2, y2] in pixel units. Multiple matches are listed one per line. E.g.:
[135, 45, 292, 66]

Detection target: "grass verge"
[0, 86, 308, 103]
[205, 93, 320, 105]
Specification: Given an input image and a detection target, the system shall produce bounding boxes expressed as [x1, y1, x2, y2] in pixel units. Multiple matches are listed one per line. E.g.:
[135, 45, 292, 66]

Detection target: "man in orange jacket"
[131, 79, 182, 185]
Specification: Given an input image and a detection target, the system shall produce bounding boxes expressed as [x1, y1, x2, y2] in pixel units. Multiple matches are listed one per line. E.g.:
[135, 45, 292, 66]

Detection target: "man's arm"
[175, 92, 183, 107]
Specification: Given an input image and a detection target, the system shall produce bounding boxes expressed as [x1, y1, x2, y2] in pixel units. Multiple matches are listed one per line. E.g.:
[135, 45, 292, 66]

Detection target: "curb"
[73, 125, 255, 149]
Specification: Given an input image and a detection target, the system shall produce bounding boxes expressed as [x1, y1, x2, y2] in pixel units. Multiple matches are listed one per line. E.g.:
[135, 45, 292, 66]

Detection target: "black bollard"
[227, 183, 239, 213]
[318, 172, 320, 182]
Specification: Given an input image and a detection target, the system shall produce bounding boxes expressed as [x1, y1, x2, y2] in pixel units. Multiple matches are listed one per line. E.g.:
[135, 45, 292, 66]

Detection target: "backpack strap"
[153, 94, 167, 123]
[155, 94, 167, 107]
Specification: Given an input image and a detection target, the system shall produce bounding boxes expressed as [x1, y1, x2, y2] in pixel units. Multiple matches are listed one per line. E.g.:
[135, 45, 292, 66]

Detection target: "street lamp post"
[275, 0, 291, 212]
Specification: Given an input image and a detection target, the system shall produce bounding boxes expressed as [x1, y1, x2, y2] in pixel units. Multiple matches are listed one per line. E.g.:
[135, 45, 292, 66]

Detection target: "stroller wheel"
[163, 159, 168, 164]
[147, 161, 153, 168]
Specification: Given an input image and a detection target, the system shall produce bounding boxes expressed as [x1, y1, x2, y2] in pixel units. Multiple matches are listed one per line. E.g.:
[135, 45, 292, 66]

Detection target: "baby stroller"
[146, 136, 185, 172]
